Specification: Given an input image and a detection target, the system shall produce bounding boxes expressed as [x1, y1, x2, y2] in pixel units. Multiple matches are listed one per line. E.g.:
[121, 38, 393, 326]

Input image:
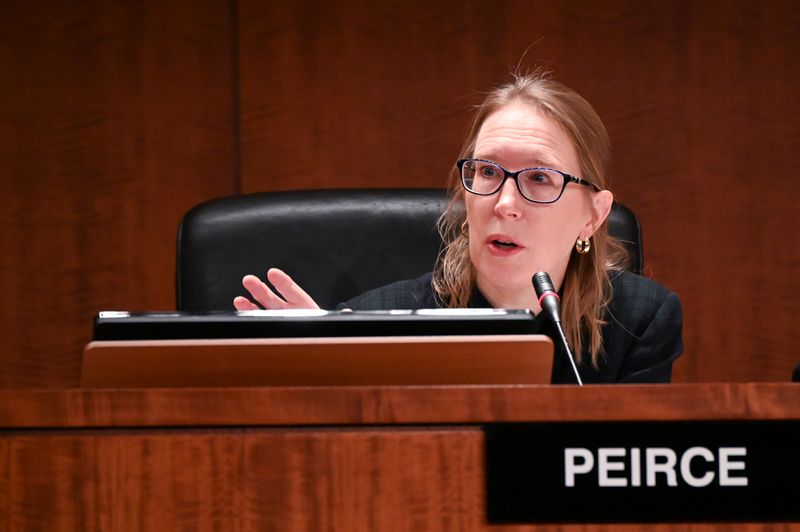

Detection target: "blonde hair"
[432, 72, 629, 367]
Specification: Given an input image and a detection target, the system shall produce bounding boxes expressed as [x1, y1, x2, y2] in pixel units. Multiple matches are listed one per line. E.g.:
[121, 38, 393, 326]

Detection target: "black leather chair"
[176, 189, 643, 310]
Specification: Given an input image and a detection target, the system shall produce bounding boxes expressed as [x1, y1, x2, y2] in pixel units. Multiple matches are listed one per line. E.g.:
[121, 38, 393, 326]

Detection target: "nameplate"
[485, 421, 800, 523]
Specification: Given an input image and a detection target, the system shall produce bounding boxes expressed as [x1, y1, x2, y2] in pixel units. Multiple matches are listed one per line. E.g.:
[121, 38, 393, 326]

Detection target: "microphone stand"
[532, 271, 583, 386]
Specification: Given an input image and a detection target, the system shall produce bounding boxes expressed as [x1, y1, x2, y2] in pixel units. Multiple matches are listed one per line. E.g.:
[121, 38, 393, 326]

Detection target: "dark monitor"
[92, 309, 545, 341]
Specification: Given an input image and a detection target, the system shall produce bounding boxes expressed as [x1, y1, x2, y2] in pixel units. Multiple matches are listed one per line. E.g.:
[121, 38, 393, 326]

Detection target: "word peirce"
[564, 446, 748, 488]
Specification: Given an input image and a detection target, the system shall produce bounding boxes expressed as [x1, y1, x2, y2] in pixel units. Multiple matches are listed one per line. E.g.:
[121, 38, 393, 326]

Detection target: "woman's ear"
[584, 190, 613, 236]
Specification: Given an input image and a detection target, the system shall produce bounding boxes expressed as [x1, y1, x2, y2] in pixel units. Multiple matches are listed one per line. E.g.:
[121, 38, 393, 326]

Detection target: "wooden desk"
[1, 383, 798, 530]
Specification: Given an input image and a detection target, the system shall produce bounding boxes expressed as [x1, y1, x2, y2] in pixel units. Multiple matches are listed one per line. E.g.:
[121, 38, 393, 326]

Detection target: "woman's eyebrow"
[473, 153, 559, 169]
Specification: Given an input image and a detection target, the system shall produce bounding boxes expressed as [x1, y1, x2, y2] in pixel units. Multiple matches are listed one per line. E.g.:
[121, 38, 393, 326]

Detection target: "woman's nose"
[494, 178, 523, 218]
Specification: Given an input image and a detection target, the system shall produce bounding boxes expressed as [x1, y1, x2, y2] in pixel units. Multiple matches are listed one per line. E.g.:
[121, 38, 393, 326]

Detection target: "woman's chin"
[476, 273, 533, 296]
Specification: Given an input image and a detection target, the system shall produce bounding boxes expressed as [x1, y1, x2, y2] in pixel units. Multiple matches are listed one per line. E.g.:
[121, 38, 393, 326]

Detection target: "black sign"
[485, 421, 800, 523]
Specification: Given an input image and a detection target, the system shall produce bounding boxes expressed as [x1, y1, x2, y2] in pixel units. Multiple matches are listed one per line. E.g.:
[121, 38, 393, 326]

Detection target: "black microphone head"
[532, 271, 556, 298]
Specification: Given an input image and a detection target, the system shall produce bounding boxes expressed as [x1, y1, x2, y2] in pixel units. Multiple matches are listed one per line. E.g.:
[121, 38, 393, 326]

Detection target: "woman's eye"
[528, 171, 550, 184]
[479, 165, 498, 178]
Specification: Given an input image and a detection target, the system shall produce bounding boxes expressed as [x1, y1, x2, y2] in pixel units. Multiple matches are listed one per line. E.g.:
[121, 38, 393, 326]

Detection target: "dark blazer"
[341, 271, 684, 384]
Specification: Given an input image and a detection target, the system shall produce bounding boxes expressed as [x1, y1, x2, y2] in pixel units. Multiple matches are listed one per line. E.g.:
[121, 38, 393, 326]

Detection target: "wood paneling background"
[0, 1, 237, 387]
[1, 0, 798, 387]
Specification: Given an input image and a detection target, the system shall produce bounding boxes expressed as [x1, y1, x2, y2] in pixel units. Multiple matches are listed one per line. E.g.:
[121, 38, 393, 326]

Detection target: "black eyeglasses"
[456, 158, 599, 204]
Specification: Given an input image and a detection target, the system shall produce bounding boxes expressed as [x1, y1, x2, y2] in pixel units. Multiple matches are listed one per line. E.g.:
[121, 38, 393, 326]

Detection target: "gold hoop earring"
[460, 220, 469, 238]
[575, 236, 591, 254]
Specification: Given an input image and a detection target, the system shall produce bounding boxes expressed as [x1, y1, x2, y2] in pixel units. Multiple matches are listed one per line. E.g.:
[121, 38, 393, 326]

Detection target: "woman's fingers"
[266, 268, 320, 309]
[241, 274, 288, 309]
[233, 296, 260, 311]
[235, 269, 320, 310]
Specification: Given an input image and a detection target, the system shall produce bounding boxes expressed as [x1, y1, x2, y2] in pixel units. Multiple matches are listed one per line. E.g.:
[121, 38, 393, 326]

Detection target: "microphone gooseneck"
[532, 271, 583, 386]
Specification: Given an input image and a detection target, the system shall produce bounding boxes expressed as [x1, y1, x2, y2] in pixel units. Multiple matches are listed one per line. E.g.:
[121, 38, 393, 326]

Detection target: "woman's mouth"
[487, 235, 523, 255]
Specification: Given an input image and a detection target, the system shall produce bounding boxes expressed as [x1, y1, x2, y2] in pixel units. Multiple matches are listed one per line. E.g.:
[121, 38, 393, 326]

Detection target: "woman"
[234, 72, 684, 383]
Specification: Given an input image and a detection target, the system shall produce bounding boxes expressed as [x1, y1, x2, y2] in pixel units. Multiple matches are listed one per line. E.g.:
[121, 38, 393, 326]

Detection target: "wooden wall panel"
[0, 2, 237, 387]
[3, 425, 795, 531]
[0, 384, 797, 530]
[238, 0, 800, 382]
[0, 428, 485, 531]
[672, 2, 799, 382]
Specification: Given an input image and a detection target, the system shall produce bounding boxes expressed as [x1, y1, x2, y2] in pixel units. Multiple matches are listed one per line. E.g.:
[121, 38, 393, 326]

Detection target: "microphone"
[532, 272, 583, 386]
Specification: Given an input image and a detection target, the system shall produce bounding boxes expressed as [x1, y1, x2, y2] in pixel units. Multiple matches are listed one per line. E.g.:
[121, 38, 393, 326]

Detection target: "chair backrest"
[176, 189, 643, 310]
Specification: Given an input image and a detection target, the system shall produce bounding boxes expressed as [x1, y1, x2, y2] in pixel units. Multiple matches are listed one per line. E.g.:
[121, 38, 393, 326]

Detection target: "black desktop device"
[92, 309, 544, 341]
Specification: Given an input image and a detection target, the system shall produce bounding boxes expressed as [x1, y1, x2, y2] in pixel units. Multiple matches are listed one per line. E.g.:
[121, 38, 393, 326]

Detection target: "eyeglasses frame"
[456, 158, 600, 204]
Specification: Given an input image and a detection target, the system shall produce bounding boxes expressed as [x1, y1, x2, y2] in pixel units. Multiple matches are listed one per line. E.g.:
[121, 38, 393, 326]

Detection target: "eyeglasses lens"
[461, 160, 565, 202]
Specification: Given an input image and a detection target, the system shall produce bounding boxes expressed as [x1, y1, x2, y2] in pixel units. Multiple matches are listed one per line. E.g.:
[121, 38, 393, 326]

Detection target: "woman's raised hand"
[233, 268, 320, 310]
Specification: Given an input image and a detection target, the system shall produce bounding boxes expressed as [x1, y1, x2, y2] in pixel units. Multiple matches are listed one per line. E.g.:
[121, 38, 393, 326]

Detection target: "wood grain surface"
[0, 1, 237, 388]
[80, 335, 553, 387]
[5, 429, 796, 531]
[1, 383, 798, 428]
[0, 427, 483, 531]
[1, 384, 799, 531]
